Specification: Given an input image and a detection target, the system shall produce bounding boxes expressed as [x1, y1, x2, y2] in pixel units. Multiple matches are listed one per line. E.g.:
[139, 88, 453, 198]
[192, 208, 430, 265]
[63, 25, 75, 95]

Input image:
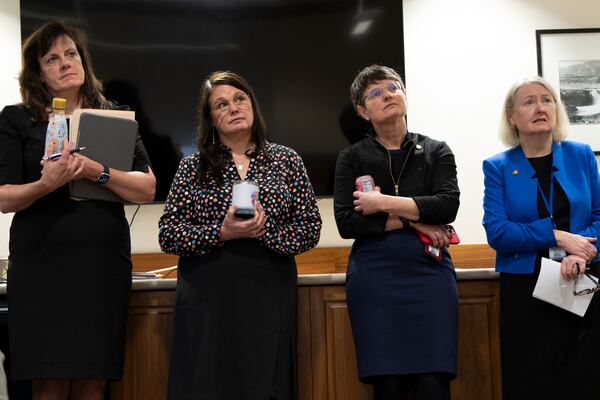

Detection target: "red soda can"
[355, 175, 375, 192]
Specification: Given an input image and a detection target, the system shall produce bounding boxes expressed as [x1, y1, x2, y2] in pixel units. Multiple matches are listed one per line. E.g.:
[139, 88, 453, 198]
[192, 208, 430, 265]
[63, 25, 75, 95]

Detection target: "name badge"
[549, 247, 566, 261]
[423, 245, 443, 262]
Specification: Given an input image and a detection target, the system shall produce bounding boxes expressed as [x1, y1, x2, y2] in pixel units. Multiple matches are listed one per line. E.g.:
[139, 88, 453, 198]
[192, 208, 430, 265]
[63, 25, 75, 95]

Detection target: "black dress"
[0, 104, 150, 379]
[159, 144, 322, 400]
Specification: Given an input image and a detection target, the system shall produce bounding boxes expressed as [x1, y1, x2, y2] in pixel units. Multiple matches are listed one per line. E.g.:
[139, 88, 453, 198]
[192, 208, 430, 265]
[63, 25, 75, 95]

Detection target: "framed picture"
[536, 28, 600, 153]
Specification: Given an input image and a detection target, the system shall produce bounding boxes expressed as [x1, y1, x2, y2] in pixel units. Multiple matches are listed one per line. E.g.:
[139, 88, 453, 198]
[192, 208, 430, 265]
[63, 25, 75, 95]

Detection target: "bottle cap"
[52, 98, 67, 110]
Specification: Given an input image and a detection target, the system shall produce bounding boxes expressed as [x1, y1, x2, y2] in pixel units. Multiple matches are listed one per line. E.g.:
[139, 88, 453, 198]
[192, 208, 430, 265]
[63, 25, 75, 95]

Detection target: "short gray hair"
[499, 76, 569, 148]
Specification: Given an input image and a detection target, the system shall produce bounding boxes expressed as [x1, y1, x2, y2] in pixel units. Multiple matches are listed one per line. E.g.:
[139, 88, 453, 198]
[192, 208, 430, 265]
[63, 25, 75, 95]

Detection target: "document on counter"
[533, 257, 595, 317]
[132, 272, 162, 280]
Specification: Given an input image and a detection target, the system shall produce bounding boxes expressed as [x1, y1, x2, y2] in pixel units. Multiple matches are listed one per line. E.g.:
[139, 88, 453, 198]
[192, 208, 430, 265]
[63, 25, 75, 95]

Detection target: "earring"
[211, 127, 216, 145]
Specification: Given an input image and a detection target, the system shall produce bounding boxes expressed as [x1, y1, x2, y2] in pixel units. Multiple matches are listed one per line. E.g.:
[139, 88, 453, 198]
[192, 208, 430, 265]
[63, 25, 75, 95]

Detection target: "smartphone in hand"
[416, 225, 460, 246]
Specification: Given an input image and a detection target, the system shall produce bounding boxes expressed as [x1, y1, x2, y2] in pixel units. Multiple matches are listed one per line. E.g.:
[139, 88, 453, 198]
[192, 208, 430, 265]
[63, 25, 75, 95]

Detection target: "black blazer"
[333, 131, 460, 239]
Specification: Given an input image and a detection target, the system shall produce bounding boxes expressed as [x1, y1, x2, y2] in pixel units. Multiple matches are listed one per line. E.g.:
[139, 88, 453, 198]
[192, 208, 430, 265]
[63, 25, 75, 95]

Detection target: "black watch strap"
[399, 217, 412, 229]
[96, 164, 110, 185]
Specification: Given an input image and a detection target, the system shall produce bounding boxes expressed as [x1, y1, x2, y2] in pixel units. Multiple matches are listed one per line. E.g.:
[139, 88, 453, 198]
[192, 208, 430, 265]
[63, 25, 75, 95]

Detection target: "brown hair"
[19, 21, 113, 122]
[350, 64, 405, 108]
[195, 71, 267, 182]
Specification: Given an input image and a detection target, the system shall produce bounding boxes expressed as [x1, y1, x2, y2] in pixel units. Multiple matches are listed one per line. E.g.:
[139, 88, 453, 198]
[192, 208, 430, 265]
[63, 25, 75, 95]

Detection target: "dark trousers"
[500, 262, 600, 400]
[371, 373, 451, 400]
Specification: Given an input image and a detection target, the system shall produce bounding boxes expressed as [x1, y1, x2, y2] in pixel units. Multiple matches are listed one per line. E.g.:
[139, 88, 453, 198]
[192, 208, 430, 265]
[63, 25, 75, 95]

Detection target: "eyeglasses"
[362, 82, 402, 104]
[212, 93, 251, 115]
[573, 265, 600, 296]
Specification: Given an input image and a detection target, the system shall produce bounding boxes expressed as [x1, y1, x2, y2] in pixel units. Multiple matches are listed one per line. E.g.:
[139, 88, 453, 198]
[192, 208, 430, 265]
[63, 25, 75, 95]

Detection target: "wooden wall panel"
[453, 281, 502, 400]
[309, 281, 501, 400]
[132, 243, 496, 277]
[324, 289, 372, 400]
[297, 287, 313, 400]
[111, 291, 174, 400]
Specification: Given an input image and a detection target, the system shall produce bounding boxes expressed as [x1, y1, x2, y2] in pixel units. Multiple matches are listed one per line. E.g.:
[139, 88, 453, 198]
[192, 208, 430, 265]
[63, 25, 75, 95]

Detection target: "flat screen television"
[20, 0, 404, 200]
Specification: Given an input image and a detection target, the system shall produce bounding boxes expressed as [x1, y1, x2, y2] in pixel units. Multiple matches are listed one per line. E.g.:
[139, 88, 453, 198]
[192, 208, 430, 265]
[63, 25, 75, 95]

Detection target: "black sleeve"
[131, 133, 151, 173]
[0, 106, 24, 185]
[333, 147, 388, 239]
[412, 140, 460, 224]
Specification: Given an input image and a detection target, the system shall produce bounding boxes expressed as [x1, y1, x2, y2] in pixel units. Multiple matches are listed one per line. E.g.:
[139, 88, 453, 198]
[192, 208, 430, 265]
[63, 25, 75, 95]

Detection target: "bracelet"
[399, 217, 412, 229]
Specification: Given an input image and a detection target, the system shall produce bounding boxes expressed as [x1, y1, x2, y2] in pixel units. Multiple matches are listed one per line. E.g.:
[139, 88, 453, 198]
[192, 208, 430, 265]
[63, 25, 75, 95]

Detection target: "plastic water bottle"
[44, 97, 68, 156]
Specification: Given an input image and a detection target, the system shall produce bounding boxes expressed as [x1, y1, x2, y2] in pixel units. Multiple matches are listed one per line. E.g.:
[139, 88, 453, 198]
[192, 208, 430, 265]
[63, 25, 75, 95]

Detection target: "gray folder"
[69, 112, 138, 202]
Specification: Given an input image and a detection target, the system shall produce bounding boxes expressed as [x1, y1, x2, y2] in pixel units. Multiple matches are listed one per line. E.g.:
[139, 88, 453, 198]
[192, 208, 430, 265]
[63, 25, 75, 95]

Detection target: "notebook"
[69, 112, 138, 202]
[69, 108, 135, 144]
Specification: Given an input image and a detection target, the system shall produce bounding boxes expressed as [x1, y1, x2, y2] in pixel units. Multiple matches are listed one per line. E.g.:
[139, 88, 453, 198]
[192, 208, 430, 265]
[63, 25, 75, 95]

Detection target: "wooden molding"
[132, 243, 495, 278]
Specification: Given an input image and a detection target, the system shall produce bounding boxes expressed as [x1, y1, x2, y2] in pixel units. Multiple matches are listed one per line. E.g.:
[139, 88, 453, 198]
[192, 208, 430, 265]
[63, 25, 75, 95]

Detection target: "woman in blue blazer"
[483, 76, 600, 399]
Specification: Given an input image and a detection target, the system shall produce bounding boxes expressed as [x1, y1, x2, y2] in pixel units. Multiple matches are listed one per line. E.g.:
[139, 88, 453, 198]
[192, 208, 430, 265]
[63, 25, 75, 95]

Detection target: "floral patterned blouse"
[159, 142, 322, 257]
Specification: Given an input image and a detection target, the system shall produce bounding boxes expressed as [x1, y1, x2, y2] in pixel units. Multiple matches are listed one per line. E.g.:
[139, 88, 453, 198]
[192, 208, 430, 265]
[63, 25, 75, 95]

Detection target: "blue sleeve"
[482, 157, 556, 253]
[575, 146, 600, 262]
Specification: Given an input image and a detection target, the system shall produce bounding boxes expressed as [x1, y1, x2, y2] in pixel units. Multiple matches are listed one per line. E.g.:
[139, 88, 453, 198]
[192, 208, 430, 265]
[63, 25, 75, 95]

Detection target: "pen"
[42, 147, 87, 161]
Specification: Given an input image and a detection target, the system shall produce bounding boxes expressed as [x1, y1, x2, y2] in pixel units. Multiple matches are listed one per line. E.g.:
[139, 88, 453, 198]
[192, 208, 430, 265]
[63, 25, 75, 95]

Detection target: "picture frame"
[536, 28, 600, 154]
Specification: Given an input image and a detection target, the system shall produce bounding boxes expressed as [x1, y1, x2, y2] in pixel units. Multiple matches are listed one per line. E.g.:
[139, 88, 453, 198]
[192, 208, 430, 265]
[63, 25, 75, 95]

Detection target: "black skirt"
[346, 229, 458, 382]
[500, 261, 600, 400]
[168, 239, 298, 400]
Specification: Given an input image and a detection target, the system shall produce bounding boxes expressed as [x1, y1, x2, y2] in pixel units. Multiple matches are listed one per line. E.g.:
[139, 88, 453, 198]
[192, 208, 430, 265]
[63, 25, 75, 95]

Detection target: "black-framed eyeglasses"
[573, 266, 600, 296]
[361, 82, 402, 104]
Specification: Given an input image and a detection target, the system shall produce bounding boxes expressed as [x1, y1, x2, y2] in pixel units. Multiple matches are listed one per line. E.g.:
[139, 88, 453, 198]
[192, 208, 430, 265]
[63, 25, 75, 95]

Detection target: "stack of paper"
[533, 258, 597, 316]
[132, 272, 162, 280]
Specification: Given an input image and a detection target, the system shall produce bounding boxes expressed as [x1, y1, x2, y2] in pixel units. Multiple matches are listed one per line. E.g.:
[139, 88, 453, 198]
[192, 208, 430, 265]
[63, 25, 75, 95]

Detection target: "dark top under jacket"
[0, 104, 150, 380]
[333, 131, 461, 381]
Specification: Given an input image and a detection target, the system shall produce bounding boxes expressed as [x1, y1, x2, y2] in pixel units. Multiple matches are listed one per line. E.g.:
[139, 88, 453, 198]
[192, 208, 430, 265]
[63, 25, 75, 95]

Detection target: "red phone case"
[416, 225, 460, 246]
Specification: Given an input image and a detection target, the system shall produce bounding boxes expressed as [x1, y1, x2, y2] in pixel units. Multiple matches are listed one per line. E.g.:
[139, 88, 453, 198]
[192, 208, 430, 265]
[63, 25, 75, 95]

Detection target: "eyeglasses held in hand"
[573, 264, 600, 296]
[362, 82, 402, 104]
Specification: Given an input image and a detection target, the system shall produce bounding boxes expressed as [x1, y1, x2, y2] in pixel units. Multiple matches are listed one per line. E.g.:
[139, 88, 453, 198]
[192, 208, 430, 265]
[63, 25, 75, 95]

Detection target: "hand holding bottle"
[40, 139, 84, 192]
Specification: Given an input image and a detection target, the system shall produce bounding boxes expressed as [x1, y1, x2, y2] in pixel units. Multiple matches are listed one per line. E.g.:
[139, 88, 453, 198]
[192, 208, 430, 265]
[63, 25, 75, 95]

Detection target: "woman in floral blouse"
[159, 71, 322, 400]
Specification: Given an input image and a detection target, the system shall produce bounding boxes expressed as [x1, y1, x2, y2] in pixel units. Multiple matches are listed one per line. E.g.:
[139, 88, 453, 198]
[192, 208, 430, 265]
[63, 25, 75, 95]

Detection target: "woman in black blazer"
[334, 65, 460, 400]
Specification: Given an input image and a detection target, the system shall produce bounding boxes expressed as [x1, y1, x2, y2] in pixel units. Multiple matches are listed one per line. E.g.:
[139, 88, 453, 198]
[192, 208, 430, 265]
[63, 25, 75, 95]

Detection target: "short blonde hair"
[498, 76, 569, 148]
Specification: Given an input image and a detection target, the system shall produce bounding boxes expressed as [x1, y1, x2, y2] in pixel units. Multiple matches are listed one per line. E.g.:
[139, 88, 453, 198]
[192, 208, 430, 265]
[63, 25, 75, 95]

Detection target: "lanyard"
[536, 172, 555, 227]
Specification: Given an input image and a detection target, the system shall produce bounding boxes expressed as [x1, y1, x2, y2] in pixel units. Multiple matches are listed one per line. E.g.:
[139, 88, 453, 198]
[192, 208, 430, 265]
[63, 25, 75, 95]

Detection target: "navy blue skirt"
[346, 229, 458, 382]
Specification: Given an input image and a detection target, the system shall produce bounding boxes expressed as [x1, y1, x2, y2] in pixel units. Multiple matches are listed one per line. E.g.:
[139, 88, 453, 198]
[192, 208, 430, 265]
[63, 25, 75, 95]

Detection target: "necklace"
[233, 154, 248, 171]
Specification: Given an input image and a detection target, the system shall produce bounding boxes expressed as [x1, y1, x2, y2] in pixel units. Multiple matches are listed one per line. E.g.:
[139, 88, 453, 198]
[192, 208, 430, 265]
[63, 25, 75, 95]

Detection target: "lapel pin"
[415, 144, 422, 150]
[512, 169, 519, 176]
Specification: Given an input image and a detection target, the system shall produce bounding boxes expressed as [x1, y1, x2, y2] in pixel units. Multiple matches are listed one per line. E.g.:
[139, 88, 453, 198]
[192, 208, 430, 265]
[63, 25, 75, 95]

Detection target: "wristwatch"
[399, 217, 412, 229]
[96, 165, 110, 185]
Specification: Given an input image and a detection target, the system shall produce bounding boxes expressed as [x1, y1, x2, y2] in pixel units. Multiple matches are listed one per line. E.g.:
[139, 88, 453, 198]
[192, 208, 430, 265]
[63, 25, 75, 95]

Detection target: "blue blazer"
[483, 140, 600, 273]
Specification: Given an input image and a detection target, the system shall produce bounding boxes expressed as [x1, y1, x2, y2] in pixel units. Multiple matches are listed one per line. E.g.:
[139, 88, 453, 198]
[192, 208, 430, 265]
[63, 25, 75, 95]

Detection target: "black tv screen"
[20, 0, 404, 200]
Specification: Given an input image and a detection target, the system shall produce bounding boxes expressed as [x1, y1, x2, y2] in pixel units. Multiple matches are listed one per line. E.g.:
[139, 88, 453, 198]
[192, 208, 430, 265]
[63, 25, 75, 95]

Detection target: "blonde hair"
[498, 76, 569, 148]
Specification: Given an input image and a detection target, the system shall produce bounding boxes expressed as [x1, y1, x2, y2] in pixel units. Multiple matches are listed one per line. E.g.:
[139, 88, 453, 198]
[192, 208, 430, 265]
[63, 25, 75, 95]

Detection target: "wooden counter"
[112, 245, 500, 400]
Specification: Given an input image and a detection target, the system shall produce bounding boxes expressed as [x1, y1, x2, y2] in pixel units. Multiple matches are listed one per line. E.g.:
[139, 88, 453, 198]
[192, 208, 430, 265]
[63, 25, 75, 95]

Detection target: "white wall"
[0, 0, 21, 258]
[1, 0, 600, 257]
[403, 0, 600, 244]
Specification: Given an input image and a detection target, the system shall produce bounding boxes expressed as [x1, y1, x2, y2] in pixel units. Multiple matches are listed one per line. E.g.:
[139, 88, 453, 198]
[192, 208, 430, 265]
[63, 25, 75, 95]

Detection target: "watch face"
[97, 173, 110, 185]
